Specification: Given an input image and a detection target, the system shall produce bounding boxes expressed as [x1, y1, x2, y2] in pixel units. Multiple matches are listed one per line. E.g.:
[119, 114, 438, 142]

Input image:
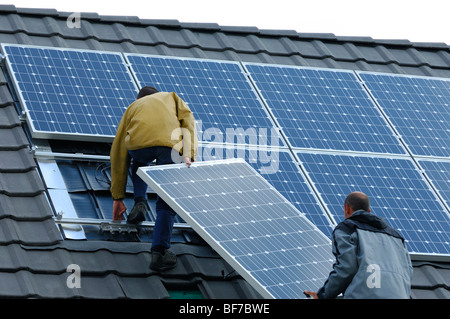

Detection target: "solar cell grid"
[198, 145, 335, 237]
[244, 63, 406, 155]
[358, 72, 450, 158]
[297, 152, 450, 255]
[125, 54, 283, 147]
[137, 159, 334, 299]
[419, 160, 450, 210]
[2, 44, 138, 140]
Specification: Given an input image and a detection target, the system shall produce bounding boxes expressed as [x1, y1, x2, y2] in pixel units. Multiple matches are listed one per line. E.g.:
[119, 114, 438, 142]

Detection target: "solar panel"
[358, 72, 450, 158]
[1, 44, 138, 141]
[198, 144, 335, 237]
[296, 152, 450, 255]
[125, 54, 283, 147]
[418, 159, 450, 210]
[244, 63, 406, 154]
[137, 158, 334, 299]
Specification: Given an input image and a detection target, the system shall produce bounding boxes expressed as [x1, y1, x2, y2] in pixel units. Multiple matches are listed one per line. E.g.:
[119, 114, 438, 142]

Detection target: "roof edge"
[1, 4, 448, 49]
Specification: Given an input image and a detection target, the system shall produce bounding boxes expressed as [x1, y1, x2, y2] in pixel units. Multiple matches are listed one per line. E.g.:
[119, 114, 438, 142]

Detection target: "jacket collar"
[348, 210, 388, 230]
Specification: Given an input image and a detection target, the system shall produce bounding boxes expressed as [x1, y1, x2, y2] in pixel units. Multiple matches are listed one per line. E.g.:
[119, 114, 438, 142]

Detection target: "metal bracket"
[100, 222, 138, 234]
[53, 217, 192, 230]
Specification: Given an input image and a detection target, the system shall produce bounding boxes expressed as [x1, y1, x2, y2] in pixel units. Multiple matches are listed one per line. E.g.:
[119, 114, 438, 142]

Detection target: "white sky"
[2, 0, 450, 45]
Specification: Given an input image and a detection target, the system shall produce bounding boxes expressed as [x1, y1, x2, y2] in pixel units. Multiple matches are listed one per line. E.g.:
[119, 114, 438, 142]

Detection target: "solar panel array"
[244, 63, 406, 155]
[2, 43, 449, 264]
[125, 54, 283, 147]
[2, 44, 138, 141]
[137, 159, 334, 299]
[358, 72, 450, 158]
[418, 160, 450, 209]
[296, 152, 450, 255]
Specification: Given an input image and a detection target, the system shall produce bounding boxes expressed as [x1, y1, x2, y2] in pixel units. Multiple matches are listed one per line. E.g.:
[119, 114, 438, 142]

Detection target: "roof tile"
[0, 218, 61, 245]
[0, 127, 28, 151]
[0, 170, 45, 196]
[0, 148, 35, 173]
[0, 193, 53, 220]
[0, 105, 20, 128]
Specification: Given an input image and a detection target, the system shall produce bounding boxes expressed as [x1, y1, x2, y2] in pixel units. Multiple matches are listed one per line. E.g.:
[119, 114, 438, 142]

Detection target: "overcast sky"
[3, 0, 450, 45]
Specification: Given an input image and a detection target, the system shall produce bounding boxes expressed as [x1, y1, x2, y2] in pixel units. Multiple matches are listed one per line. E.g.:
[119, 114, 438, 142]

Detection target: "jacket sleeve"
[110, 109, 131, 200]
[317, 229, 359, 299]
[174, 92, 198, 161]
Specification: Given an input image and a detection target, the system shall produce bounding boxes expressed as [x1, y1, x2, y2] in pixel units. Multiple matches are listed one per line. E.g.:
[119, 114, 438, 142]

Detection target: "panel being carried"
[198, 145, 336, 237]
[137, 158, 334, 299]
[2, 44, 138, 141]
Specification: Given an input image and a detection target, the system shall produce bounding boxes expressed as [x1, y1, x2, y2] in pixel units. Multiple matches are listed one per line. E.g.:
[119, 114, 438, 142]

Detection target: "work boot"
[127, 200, 147, 224]
[150, 249, 177, 271]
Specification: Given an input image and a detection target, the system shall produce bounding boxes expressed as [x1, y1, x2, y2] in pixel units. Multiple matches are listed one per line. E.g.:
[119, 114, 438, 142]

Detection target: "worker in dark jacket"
[304, 192, 413, 299]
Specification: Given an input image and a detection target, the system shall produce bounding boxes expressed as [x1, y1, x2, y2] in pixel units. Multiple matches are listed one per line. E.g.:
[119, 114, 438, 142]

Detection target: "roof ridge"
[1, 4, 448, 48]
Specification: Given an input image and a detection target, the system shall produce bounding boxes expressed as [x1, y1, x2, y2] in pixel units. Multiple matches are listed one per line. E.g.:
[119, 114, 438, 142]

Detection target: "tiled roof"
[0, 4, 449, 299]
[0, 5, 449, 77]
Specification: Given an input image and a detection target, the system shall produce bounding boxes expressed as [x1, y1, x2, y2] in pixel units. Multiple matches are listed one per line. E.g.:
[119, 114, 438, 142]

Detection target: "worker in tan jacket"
[110, 86, 197, 271]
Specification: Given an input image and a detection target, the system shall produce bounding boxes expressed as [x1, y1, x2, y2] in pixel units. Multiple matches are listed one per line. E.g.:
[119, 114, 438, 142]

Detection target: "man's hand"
[113, 200, 127, 221]
[183, 156, 193, 167]
[303, 291, 319, 299]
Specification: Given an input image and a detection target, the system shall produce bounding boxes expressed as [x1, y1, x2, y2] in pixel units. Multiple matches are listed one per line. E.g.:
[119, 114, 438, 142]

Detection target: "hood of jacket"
[348, 210, 388, 229]
[337, 210, 405, 242]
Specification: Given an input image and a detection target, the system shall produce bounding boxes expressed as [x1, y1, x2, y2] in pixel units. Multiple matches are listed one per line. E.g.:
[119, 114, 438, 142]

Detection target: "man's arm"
[174, 92, 198, 161]
[316, 229, 359, 299]
[110, 109, 131, 201]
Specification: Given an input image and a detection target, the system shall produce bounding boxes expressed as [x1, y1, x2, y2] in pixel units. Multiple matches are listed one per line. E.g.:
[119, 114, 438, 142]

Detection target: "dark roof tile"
[412, 264, 450, 288]
[179, 22, 221, 31]
[0, 148, 35, 173]
[0, 127, 28, 151]
[0, 105, 20, 128]
[118, 276, 170, 299]
[0, 193, 53, 220]
[0, 218, 61, 245]
[410, 287, 450, 299]
[200, 280, 262, 299]
[0, 170, 44, 196]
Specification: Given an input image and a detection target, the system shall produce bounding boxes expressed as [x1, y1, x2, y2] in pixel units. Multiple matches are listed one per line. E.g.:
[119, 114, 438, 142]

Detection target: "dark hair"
[344, 192, 370, 212]
[137, 86, 159, 99]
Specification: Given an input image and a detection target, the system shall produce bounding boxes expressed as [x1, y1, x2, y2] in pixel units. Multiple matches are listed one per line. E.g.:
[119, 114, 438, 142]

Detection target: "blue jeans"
[128, 146, 177, 250]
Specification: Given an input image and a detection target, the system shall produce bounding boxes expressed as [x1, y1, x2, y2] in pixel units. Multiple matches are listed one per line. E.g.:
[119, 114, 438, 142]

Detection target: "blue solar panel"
[137, 159, 334, 299]
[297, 152, 450, 255]
[358, 72, 450, 158]
[125, 54, 283, 147]
[198, 145, 335, 237]
[244, 63, 406, 154]
[419, 160, 450, 210]
[2, 44, 138, 140]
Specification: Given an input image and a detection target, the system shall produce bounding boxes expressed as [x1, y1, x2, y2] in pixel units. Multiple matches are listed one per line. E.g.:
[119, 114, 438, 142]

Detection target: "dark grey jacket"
[317, 210, 413, 299]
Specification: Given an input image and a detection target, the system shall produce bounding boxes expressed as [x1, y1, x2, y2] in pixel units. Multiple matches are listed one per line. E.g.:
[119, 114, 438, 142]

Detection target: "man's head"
[344, 191, 370, 219]
[137, 86, 159, 99]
